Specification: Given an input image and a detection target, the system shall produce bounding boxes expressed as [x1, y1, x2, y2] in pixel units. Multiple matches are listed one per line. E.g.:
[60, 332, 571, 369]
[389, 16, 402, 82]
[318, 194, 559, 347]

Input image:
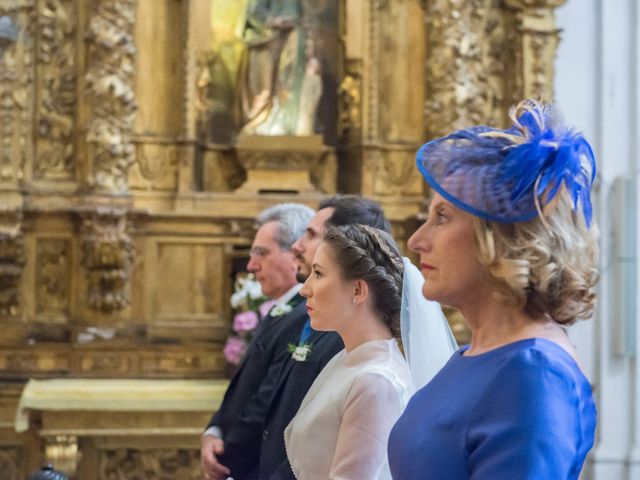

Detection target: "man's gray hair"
[256, 203, 315, 250]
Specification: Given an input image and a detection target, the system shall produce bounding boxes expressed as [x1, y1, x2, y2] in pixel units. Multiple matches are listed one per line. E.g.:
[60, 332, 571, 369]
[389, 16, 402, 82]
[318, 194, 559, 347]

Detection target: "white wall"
[555, 1, 640, 479]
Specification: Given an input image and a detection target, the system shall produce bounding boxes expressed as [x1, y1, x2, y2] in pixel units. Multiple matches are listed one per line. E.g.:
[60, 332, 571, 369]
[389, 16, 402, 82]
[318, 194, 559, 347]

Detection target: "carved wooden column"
[504, 0, 567, 102]
[423, 0, 507, 136]
[423, 0, 565, 136]
[0, 4, 32, 206]
[175, 0, 211, 208]
[32, 0, 77, 190]
[0, 215, 25, 318]
[340, 0, 426, 222]
[84, 0, 137, 194]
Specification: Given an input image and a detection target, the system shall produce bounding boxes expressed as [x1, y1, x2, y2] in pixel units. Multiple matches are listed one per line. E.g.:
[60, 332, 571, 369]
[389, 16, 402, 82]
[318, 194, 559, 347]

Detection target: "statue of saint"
[295, 57, 322, 135]
[238, 0, 319, 136]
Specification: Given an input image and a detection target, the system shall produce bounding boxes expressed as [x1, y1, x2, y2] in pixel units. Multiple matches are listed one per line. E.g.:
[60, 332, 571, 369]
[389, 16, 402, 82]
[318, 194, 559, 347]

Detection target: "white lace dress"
[284, 338, 413, 480]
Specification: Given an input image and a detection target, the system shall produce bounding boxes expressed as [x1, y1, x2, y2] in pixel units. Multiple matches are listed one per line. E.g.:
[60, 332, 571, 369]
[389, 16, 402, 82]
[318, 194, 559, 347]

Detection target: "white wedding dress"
[284, 338, 413, 480]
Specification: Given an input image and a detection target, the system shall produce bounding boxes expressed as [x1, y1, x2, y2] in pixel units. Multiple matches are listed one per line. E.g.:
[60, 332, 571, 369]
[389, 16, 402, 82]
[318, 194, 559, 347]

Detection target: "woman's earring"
[352, 298, 357, 305]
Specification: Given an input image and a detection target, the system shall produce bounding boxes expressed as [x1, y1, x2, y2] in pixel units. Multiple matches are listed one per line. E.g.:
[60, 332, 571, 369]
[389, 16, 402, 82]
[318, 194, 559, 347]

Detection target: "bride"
[280, 224, 456, 479]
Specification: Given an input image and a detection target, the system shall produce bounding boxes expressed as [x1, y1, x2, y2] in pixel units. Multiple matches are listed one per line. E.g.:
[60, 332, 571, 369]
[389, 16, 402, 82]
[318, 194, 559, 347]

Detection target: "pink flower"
[259, 300, 277, 318]
[224, 336, 247, 365]
[233, 310, 259, 332]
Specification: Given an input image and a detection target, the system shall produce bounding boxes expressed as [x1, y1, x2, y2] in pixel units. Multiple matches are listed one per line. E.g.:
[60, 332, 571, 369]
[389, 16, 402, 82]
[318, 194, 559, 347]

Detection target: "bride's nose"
[300, 276, 313, 298]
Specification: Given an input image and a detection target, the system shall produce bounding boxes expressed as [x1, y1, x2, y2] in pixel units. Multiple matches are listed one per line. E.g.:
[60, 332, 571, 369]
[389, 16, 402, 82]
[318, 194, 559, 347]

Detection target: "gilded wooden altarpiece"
[0, 0, 565, 477]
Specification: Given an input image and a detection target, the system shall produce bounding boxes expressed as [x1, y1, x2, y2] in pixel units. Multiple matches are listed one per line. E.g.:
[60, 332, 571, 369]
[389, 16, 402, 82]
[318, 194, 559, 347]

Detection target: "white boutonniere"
[288, 342, 313, 362]
[271, 303, 293, 317]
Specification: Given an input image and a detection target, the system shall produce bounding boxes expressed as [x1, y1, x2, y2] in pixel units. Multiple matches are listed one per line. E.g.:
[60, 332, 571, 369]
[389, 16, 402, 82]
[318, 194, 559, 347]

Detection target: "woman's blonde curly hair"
[472, 190, 599, 325]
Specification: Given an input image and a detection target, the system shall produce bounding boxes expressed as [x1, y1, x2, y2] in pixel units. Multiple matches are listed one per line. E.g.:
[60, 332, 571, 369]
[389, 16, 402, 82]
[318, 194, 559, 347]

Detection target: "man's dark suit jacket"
[261, 328, 344, 479]
[205, 294, 308, 480]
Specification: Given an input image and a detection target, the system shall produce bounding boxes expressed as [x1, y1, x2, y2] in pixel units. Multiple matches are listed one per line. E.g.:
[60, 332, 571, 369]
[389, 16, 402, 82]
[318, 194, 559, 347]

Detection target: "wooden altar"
[0, 0, 566, 477]
[10, 379, 227, 479]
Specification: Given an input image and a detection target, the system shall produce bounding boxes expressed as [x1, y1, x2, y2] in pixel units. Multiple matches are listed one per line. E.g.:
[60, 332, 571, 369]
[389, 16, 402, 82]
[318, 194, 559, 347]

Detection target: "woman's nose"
[408, 222, 429, 253]
[300, 276, 312, 298]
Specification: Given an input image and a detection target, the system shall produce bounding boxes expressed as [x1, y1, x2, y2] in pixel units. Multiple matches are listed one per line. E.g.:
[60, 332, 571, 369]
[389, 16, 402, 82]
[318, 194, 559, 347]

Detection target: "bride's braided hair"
[323, 224, 404, 338]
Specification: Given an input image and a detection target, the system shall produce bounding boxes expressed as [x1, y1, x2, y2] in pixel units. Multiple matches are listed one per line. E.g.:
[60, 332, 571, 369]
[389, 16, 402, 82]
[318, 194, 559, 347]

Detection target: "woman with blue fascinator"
[388, 99, 599, 479]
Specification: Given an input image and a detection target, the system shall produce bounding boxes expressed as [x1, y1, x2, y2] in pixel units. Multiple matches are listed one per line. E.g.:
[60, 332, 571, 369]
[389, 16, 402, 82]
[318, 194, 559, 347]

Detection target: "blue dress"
[388, 338, 596, 479]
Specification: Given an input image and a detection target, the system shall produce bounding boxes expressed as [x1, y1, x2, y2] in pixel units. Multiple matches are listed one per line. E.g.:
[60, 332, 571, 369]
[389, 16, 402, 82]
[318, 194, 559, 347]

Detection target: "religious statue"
[238, 0, 322, 136]
[295, 56, 322, 135]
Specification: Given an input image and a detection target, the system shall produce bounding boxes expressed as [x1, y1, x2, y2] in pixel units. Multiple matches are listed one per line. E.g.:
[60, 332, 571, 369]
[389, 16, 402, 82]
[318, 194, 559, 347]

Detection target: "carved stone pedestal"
[235, 135, 336, 194]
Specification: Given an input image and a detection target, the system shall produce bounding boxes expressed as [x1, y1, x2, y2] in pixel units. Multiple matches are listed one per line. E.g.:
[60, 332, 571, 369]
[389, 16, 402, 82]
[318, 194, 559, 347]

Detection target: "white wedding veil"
[401, 257, 458, 390]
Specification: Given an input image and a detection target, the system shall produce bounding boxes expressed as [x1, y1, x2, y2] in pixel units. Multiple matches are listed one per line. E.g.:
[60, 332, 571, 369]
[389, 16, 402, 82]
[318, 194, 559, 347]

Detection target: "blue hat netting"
[416, 101, 596, 226]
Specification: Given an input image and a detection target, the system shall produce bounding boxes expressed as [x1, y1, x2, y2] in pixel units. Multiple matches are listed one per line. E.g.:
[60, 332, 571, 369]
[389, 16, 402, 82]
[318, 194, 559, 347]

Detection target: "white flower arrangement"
[288, 342, 313, 362]
[230, 274, 265, 308]
[270, 303, 293, 317]
[224, 273, 271, 367]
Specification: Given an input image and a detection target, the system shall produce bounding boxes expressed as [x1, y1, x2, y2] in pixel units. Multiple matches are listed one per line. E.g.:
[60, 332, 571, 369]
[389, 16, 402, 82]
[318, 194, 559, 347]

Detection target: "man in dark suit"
[261, 195, 392, 479]
[201, 203, 314, 480]
[201, 197, 390, 480]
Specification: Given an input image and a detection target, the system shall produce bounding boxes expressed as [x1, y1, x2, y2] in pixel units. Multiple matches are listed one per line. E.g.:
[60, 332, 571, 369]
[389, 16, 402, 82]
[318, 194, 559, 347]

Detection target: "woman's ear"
[352, 279, 369, 306]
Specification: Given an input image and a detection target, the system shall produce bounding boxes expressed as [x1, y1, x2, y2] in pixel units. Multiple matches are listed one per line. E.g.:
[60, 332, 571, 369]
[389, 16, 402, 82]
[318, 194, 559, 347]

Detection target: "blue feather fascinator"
[416, 100, 596, 226]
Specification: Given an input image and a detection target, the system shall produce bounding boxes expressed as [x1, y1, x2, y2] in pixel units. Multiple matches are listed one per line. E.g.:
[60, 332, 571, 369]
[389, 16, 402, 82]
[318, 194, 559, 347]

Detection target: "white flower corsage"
[271, 303, 293, 317]
[288, 342, 313, 362]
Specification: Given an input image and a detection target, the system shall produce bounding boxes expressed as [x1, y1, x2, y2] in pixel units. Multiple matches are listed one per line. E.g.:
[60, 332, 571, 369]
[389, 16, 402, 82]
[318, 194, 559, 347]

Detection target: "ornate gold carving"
[1, 349, 70, 372]
[34, 0, 76, 180]
[424, 0, 502, 137]
[5, 353, 39, 371]
[239, 151, 318, 172]
[80, 353, 129, 375]
[504, 0, 566, 101]
[338, 59, 363, 140]
[99, 448, 201, 480]
[505, 0, 566, 7]
[365, 0, 380, 141]
[373, 149, 423, 197]
[85, 0, 137, 193]
[81, 209, 134, 313]
[423, 0, 565, 137]
[183, 0, 198, 141]
[195, 50, 212, 138]
[140, 351, 222, 376]
[235, 135, 335, 193]
[0, 447, 19, 480]
[0, 225, 24, 317]
[485, 4, 514, 122]
[0, 5, 33, 184]
[36, 239, 70, 318]
[309, 150, 338, 195]
[129, 140, 179, 191]
[0, 0, 564, 351]
[379, 157, 413, 193]
[226, 218, 256, 239]
[200, 147, 246, 192]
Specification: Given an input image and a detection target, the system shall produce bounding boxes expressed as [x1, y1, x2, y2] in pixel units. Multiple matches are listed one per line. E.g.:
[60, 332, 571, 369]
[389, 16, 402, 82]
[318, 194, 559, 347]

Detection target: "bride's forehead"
[313, 242, 334, 262]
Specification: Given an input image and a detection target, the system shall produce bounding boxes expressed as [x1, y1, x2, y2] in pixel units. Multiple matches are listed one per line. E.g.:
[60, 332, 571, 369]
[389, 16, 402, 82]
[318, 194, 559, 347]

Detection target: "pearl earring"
[352, 298, 357, 305]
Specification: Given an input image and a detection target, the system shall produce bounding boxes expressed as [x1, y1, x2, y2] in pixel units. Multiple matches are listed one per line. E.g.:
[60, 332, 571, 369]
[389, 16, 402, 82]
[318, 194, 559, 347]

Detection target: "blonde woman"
[389, 100, 599, 479]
